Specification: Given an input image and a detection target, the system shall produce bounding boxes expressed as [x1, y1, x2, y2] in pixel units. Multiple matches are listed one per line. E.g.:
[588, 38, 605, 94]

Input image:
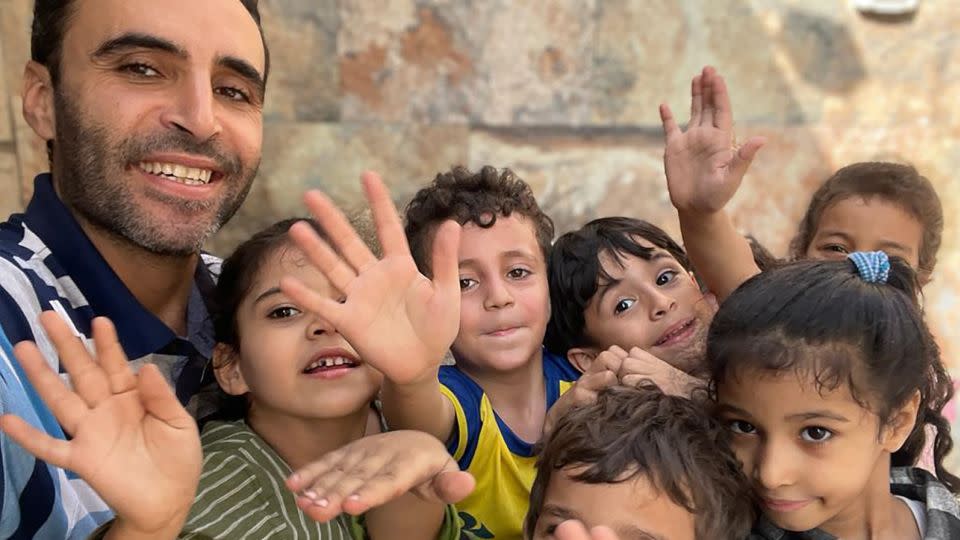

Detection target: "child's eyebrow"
[615, 525, 667, 540]
[876, 240, 912, 255]
[594, 279, 622, 311]
[785, 410, 850, 423]
[458, 249, 538, 268]
[252, 286, 282, 305]
[715, 403, 753, 418]
[814, 230, 853, 242]
[541, 503, 581, 521]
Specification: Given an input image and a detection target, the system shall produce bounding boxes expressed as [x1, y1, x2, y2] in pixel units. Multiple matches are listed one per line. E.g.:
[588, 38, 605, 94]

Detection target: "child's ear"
[212, 343, 249, 396]
[22, 61, 56, 141]
[882, 390, 922, 452]
[567, 347, 598, 373]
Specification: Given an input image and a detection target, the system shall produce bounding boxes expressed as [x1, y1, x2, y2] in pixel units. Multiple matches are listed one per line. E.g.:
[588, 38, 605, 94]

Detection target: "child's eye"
[614, 298, 635, 315]
[656, 269, 679, 286]
[800, 426, 833, 443]
[729, 420, 758, 435]
[822, 244, 849, 255]
[459, 278, 477, 291]
[507, 268, 531, 279]
[121, 62, 161, 78]
[268, 306, 301, 319]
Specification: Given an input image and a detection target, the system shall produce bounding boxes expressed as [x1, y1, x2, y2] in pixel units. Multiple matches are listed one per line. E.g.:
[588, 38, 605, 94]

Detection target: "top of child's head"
[404, 165, 556, 374]
[208, 216, 384, 424]
[791, 161, 942, 282]
[707, 252, 957, 534]
[526, 384, 755, 540]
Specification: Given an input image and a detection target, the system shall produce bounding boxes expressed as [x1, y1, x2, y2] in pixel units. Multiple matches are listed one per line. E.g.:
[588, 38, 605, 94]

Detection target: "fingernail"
[348, 494, 361, 501]
[304, 490, 318, 500]
[313, 498, 329, 507]
[289, 473, 300, 482]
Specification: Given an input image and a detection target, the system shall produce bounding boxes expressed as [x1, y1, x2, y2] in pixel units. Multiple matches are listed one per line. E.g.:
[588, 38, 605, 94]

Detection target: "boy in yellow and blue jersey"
[280, 167, 579, 540]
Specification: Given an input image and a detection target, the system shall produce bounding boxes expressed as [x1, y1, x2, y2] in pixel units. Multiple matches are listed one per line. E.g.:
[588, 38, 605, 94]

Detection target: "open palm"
[660, 66, 764, 214]
[281, 172, 461, 386]
[0, 313, 201, 536]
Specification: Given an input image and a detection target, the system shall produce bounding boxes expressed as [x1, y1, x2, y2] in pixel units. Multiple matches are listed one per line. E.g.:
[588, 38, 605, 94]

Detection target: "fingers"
[712, 70, 733, 131]
[13, 340, 86, 434]
[577, 369, 618, 394]
[591, 346, 628, 374]
[0, 414, 72, 468]
[39, 312, 110, 408]
[361, 172, 411, 259]
[428, 470, 475, 504]
[659, 104, 680, 143]
[729, 136, 766, 179]
[288, 447, 376, 508]
[279, 277, 346, 326]
[301, 190, 378, 273]
[689, 74, 703, 125]
[288, 220, 357, 294]
[91, 318, 136, 395]
[138, 364, 193, 430]
[700, 66, 716, 127]
[429, 220, 462, 297]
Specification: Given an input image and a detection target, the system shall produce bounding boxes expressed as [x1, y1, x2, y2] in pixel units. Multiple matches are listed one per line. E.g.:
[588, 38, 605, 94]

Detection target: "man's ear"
[567, 347, 599, 374]
[882, 390, 922, 453]
[22, 60, 56, 142]
[212, 343, 249, 396]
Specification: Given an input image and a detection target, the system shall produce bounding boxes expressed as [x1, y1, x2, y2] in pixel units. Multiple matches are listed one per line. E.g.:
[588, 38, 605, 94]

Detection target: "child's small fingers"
[362, 172, 411, 258]
[659, 104, 680, 142]
[288, 221, 358, 292]
[690, 74, 703, 124]
[279, 278, 346, 324]
[302, 191, 378, 273]
[296, 495, 343, 523]
[429, 470, 475, 504]
[589, 526, 622, 540]
[555, 520, 592, 540]
[91, 318, 137, 395]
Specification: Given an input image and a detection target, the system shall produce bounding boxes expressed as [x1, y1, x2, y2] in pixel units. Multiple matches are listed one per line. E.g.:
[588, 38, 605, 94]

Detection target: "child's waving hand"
[280, 171, 462, 386]
[660, 66, 765, 215]
[0, 312, 201, 539]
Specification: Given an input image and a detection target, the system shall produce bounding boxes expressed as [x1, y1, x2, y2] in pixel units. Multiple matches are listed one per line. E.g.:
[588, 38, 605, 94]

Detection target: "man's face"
[48, 0, 265, 255]
[531, 467, 696, 540]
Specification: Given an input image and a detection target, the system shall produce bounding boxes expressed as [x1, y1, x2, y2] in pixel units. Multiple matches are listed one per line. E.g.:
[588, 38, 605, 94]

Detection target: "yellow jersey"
[438, 350, 579, 540]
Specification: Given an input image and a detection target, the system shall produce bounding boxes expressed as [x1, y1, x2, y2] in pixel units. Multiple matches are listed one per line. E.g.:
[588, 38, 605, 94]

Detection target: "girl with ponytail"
[707, 251, 960, 539]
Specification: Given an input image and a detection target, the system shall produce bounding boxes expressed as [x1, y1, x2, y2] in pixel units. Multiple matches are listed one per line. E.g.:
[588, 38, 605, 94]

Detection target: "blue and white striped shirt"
[0, 174, 220, 539]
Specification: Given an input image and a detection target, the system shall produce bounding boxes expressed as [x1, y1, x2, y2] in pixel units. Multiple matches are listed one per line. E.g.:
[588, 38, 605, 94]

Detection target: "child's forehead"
[457, 214, 544, 259]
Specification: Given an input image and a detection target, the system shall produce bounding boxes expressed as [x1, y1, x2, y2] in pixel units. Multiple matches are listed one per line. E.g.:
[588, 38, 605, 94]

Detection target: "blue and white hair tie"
[848, 251, 891, 284]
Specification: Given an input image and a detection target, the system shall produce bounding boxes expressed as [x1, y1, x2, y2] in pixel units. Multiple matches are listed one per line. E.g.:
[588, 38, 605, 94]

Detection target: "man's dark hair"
[404, 165, 554, 276]
[526, 385, 755, 540]
[31, 0, 270, 86]
[544, 217, 691, 356]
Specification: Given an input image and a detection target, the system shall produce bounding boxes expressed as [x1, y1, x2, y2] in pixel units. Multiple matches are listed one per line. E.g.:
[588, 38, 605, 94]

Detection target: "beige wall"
[3, 0, 960, 457]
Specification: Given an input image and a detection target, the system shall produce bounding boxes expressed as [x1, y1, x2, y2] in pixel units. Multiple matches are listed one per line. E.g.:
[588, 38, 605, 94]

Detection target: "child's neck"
[247, 405, 372, 471]
[815, 454, 920, 540]
[460, 348, 547, 444]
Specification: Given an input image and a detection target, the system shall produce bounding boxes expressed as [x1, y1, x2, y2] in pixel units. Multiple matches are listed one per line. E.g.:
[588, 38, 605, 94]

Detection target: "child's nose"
[483, 279, 515, 310]
[648, 290, 677, 320]
[307, 315, 338, 337]
[755, 439, 799, 490]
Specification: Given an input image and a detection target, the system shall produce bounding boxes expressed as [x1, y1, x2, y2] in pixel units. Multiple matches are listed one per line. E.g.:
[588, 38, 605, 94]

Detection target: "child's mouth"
[654, 319, 695, 347]
[302, 356, 359, 377]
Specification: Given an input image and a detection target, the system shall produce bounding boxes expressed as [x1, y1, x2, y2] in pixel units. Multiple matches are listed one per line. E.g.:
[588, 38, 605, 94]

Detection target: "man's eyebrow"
[217, 55, 266, 100]
[93, 32, 186, 59]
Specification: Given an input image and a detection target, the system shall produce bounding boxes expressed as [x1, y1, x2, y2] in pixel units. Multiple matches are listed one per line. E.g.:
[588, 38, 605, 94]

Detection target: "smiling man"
[0, 1, 268, 537]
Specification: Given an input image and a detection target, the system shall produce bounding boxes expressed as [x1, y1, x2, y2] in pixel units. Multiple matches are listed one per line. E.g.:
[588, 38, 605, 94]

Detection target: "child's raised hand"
[286, 430, 475, 523]
[618, 347, 703, 397]
[660, 66, 765, 215]
[0, 312, 201, 538]
[281, 172, 461, 386]
[555, 521, 622, 540]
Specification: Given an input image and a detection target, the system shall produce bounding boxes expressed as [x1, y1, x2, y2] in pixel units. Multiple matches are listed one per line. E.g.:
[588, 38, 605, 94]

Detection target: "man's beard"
[51, 89, 258, 257]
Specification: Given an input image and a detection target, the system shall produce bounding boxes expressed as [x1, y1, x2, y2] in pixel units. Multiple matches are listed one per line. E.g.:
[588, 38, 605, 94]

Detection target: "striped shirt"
[180, 420, 462, 540]
[0, 174, 220, 538]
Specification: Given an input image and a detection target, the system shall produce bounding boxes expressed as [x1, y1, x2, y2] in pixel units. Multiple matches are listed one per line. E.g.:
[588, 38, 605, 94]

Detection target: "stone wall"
[3, 1, 960, 455]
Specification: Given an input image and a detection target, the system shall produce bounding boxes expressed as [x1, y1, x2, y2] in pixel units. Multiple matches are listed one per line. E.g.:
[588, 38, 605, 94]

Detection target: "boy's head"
[546, 217, 714, 376]
[405, 165, 555, 372]
[526, 385, 755, 540]
[790, 161, 942, 281]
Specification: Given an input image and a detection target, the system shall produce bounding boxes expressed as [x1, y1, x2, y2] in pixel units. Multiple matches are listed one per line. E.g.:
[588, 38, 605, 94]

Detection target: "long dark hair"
[707, 256, 958, 492]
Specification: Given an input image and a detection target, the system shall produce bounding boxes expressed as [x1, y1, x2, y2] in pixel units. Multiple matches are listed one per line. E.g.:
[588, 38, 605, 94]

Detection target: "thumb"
[728, 136, 765, 181]
[139, 364, 194, 430]
[430, 470, 475, 504]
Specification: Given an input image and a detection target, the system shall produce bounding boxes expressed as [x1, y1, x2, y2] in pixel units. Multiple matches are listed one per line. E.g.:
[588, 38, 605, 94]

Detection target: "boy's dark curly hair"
[404, 165, 554, 275]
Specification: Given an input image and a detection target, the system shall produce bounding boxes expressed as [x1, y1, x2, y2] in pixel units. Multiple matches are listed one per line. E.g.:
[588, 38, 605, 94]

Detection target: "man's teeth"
[304, 357, 355, 371]
[138, 162, 213, 185]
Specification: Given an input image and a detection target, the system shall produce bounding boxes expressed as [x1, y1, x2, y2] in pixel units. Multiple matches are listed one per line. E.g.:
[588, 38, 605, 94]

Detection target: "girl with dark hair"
[708, 251, 959, 539]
